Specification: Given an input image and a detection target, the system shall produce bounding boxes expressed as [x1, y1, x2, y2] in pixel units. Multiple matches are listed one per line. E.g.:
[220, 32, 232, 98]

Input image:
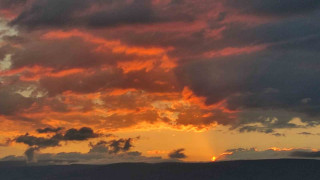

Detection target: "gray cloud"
[297, 132, 320, 136]
[89, 137, 139, 154]
[177, 38, 320, 131]
[89, 141, 109, 154]
[168, 148, 187, 159]
[36, 127, 63, 133]
[0, 90, 35, 115]
[218, 148, 320, 161]
[1, 150, 163, 165]
[291, 151, 320, 158]
[108, 138, 135, 154]
[272, 133, 285, 137]
[224, 0, 320, 16]
[0, 0, 26, 9]
[15, 133, 62, 148]
[24, 147, 39, 162]
[9, 0, 191, 29]
[15, 127, 101, 162]
[63, 127, 99, 141]
[9, 132, 162, 164]
[1, 0, 320, 135]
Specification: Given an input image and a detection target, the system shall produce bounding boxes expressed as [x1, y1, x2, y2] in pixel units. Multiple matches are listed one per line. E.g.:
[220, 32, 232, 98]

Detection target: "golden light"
[211, 156, 216, 162]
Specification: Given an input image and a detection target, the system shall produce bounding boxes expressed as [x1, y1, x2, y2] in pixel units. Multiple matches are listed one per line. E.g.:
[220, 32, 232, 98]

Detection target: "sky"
[0, 0, 320, 164]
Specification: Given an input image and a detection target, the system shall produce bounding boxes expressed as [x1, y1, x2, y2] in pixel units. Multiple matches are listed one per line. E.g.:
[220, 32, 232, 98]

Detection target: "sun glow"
[211, 156, 216, 162]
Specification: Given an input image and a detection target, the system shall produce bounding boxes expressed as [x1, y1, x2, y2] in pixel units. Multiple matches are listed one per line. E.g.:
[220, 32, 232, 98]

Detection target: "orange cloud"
[204, 45, 267, 58]
[42, 30, 171, 56]
[0, 65, 86, 81]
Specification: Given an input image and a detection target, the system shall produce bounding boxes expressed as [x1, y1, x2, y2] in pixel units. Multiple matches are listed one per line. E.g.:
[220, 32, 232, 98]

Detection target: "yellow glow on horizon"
[211, 156, 216, 162]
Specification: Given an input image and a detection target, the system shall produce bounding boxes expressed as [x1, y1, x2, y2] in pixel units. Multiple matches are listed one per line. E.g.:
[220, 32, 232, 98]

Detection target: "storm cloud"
[9, 0, 190, 29]
[1, 0, 320, 135]
[224, 0, 320, 16]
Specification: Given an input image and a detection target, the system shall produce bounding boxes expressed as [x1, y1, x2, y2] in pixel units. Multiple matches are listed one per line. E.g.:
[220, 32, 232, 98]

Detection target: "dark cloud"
[177, 43, 320, 131]
[89, 141, 109, 154]
[63, 127, 99, 141]
[85, 0, 157, 28]
[0, 90, 35, 115]
[168, 148, 187, 159]
[0, 0, 26, 9]
[36, 127, 63, 133]
[239, 126, 274, 134]
[272, 133, 285, 137]
[89, 138, 137, 154]
[224, 0, 320, 16]
[15, 133, 62, 148]
[1, 149, 163, 165]
[9, 0, 190, 29]
[11, 131, 156, 164]
[217, 148, 312, 161]
[1, 0, 320, 136]
[108, 138, 135, 154]
[24, 147, 39, 162]
[15, 127, 101, 162]
[298, 132, 316, 136]
[10, 37, 121, 70]
[291, 151, 320, 158]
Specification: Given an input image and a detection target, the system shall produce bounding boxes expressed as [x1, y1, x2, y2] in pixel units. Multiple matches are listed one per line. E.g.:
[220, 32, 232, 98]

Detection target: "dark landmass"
[0, 159, 319, 180]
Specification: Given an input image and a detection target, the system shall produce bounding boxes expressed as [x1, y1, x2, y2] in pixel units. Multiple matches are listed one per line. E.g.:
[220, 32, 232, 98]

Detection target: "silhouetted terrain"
[0, 159, 319, 180]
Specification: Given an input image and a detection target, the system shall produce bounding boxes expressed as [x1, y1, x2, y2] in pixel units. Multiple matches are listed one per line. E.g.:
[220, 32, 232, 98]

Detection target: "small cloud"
[63, 127, 100, 141]
[298, 132, 314, 135]
[272, 133, 285, 137]
[36, 127, 64, 134]
[168, 148, 187, 159]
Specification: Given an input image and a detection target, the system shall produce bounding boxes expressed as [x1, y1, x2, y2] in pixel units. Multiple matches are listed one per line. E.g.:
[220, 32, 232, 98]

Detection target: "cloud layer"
[0, 0, 320, 137]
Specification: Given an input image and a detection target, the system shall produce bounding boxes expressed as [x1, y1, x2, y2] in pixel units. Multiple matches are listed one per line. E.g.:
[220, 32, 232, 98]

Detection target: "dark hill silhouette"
[0, 159, 319, 180]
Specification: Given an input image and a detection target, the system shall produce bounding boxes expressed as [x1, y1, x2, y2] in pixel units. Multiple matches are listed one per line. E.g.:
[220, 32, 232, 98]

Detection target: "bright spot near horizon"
[211, 156, 216, 162]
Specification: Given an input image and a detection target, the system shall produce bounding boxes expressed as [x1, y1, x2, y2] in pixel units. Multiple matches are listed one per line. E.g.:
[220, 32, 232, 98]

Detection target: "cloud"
[224, 0, 320, 16]
[0, 0, 26, 9]
[1, 0, 320, 136]
[14, 127, 101, 162]
[298, 132, 314, 135]
[108, 138, 135, 154]
[89, 141, 109, 154]
[63, 127, 100, 141]
[177, 36, 320, 131]
[297, 132, 320, 136]
[7, 132, 163, 164]
[0, 89, 35, 115]
[168, 148, 187, 159]
[291, 151, 320, 158]
[36, 127, 63, 133]
[9, 0, 191, 29]
[15, 133, 62, 148]
[89, 137, 139, 154]
[217, 147, 320, 161]
[272, 133, 285, 137]
[24, 147, 39, 162]
[1, 150, 163, 165]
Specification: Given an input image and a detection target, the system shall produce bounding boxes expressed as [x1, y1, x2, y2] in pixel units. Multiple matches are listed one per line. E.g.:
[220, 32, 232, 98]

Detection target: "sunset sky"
[1, 0, 320, 164]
